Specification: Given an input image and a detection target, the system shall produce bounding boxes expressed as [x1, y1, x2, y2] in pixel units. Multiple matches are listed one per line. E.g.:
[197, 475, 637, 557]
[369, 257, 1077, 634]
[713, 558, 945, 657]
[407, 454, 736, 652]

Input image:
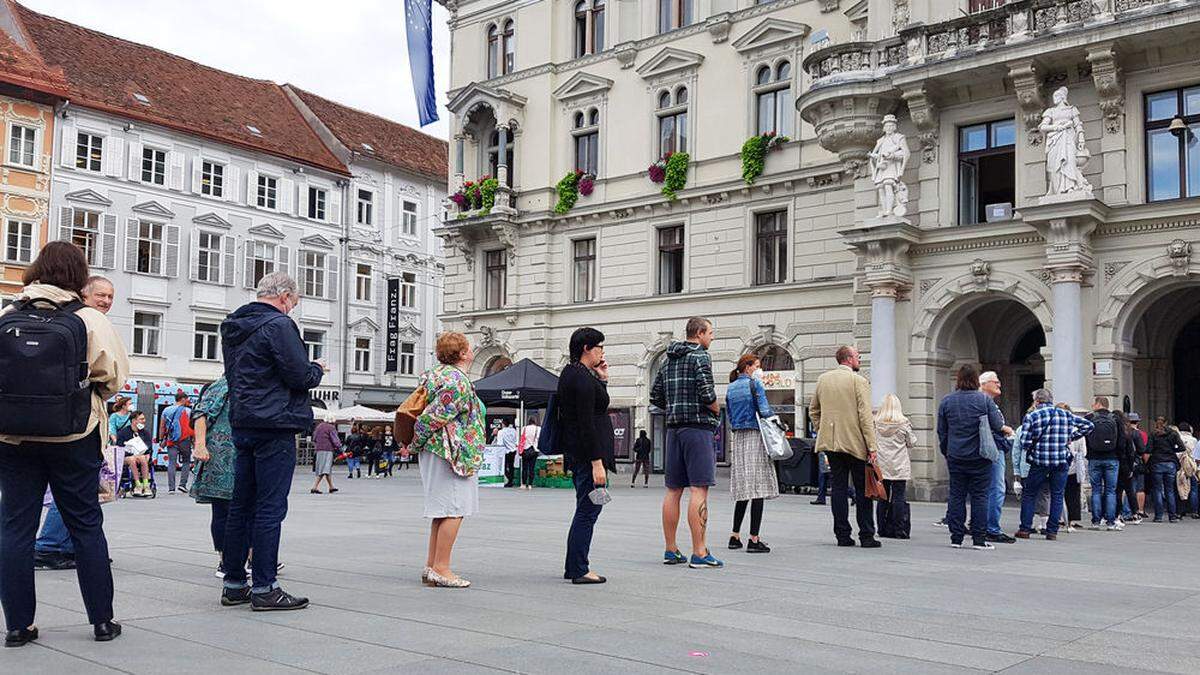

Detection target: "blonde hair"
[875, 394, 908, 424]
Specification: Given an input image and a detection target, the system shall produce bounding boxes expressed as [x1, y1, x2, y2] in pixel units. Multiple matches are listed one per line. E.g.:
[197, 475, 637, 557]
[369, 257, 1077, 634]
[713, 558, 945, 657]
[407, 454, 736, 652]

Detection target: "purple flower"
[579, 177, 594, 196]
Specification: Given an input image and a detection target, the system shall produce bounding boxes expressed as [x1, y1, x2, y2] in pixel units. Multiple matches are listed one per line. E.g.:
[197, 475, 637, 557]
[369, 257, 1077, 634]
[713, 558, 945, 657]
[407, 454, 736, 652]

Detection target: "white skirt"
[420, 451, 479, 518]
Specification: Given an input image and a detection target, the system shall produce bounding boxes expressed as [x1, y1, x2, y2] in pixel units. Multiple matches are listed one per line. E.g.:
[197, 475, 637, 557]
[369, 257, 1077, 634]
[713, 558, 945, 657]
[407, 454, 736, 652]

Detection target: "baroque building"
[438, 0, 1200, 497]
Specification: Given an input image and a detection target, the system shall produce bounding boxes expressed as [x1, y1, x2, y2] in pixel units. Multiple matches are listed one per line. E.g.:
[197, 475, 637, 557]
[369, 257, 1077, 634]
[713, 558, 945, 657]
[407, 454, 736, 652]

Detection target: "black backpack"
[537, 393, 562, 455]
[0, 298, 92, 437]
[1086, 412, 1120, 456]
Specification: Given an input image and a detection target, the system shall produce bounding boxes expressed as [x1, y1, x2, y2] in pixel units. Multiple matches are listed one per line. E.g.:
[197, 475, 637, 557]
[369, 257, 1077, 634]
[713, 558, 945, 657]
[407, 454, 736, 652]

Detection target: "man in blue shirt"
[1015, 389, 1094, 540]
[159, 392, 193, 493]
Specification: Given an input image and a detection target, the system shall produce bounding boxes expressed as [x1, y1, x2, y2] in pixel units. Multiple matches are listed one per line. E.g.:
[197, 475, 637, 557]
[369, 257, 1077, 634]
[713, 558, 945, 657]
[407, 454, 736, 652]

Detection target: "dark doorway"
[1173, 314, 1200, 426]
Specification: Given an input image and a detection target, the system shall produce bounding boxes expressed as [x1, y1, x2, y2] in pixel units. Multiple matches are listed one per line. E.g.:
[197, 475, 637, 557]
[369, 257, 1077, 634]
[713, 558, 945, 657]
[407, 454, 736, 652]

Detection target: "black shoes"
[570, 575, 607, 585]
[746, 540, 771, 553]
[4, 627, 37, 648]
[727, 536, 743, 550]
[221, 586, 252, 606]
[250, 587, 309, 611]
[860, 538, 882, 549]
[93, 621, 121, 642]
[810, 499, 827, 505]
[34, 551, 76, 570]
[986, 533, 1017, 544]
[836, 539, 856, 547]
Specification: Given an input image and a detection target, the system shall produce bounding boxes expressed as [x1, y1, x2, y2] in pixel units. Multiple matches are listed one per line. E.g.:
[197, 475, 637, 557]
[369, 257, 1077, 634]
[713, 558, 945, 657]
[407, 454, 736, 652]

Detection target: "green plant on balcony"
[739, 131, 790, 185]
[553, 169, 596, 214]
[450, 175, 500, 215]
[660, 152, 690, 201]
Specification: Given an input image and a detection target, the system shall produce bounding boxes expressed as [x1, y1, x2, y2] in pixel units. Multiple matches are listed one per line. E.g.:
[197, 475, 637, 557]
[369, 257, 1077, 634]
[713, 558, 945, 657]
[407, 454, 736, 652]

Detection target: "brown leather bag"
[864, 458, 887, 501]
[393, 386, 428, 446]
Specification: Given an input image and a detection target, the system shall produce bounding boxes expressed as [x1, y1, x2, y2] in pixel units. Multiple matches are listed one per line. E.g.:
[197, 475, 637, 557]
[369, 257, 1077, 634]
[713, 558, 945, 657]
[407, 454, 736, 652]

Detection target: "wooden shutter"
[243, 240, 256, 289]
[329, 189, 341, 225]
[276, 244, 290, 278]
[222, 234, 236, 286]
[104, 137, 123, 177]
[246, 170, 259, 206]
[169, 152, 185, 191]
[59, 120, 76, 167]
[57, 206, 71, 241]
[124, 218, 139, 271]
[189, 228, 201, 281]
[281, 178, 294, 214]
[100, 214, 118, 269]
[126, 141, 141, 181]
[297, 182, 309, 219]
[191, 159, 202, 194]
[164, 223, 180, 277]
[227, 165, 241, 203]
[326, 254, 338, 301]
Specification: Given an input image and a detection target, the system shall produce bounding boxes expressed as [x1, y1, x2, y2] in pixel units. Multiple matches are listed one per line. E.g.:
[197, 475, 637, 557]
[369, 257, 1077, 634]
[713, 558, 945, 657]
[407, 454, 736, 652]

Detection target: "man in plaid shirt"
[1016, 388, 1094, 540]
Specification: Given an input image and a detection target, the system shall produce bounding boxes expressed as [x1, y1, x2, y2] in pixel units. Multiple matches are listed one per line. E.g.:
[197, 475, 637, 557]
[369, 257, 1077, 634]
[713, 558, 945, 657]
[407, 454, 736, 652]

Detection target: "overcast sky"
[21, 0, 453, 138]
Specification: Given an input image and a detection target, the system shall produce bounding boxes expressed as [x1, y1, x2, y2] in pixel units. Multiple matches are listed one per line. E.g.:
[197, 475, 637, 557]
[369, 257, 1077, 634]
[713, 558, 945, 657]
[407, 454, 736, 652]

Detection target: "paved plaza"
[3, 468, 1200, 675]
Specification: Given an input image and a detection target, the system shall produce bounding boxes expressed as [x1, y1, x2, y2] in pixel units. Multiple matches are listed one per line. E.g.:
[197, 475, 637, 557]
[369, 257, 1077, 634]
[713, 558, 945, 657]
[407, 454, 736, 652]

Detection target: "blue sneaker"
[688, 552, 724, 569]
[662, 550, 687, 565]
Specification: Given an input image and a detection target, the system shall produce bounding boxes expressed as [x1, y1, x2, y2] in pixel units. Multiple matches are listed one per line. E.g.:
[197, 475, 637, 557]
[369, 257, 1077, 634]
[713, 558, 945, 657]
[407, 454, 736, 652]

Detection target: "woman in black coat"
[557, 327, 614, 585]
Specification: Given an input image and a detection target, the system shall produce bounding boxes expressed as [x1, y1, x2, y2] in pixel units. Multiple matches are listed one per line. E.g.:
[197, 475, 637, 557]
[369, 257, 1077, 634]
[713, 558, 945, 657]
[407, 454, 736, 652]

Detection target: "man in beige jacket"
[810, 345, 880, 548]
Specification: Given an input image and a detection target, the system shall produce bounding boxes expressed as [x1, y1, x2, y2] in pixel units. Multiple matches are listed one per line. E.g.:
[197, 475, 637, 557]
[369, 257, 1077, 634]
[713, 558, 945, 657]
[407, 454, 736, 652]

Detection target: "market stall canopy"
[472, 358, 559, 408]
[327, 405, 394, 422]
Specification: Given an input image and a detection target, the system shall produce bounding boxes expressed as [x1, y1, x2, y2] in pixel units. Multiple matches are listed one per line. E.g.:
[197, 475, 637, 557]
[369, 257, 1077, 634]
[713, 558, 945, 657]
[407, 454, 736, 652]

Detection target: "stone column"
[452, 134, 465, 190]
[870, 283, 900, 407]
[496, 125, 509, 187]
[1049, 267, 1085, 407]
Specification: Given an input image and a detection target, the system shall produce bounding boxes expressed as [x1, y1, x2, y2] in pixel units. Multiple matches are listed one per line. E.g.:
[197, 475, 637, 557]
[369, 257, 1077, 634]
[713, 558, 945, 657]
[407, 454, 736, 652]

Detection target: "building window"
[135, 221, 164, 275]
[249, 241, 277, 287]
[4, 219, 34, 263]
[196, 231, 223, 283]
[308, 186, 327, 220]
[503, 20, 515, 75]
[958, 118, 1016, 225]
[75, 132, 103, 172]
[657, 225, 684, 294]
[573, 109, 600, 175]
[573, 238, 596, 302]
[300, 250, 327, 298]
[193, 321, 220, 361]
[402, 200, 418, 236]
[487, 24, 500, 78]
[658, 0, 693, 34]
[486, 130, 516, 187]
[401, 271, 417, 308]
[303, 329, 326, 361]
[354, 337, 372, 372]
[355, 263, 372, 301]
[574, 0, 605, 57]
[68, 209, 101, 266]
[400, 342, 416, 375]
[485, 249, 507, 309]
[8, 124, 35, 168]
[656, 87, 689, 157]
[486, 20, 515, 78]
[257, 174, 278, 209]
[141, 147, 166, 185]
[201, 161, 224, 198]
[132, 311, 161, 356]
[754, 211, 788, 286]
[356, 189, 373, 225]
[1145, 85, 1200, 202]
[754, 62, 793, 135]
[969, 0, 1008, 11]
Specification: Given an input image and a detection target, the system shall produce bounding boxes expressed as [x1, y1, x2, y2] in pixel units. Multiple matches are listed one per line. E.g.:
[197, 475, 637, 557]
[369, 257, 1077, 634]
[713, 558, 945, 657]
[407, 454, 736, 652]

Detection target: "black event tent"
[472, 358, 559, 408]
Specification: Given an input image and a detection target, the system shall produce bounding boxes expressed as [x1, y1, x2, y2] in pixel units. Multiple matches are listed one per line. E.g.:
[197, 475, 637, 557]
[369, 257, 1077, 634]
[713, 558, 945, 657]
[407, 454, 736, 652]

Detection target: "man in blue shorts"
[651, 317, 723, 569]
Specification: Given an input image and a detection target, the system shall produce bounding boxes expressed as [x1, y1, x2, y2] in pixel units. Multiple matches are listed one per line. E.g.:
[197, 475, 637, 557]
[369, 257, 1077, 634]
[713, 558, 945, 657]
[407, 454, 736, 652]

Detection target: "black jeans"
[947, 459, 991, 545]
[222, 430, 296, 593]
[564, 462, 603, 579]
[631, 459, 651, 485]
[1065, 474, 1082, 522]
[210, 500, 230, 552]
[876, 479, 910, 538]
[827, 452, 874, 542]
[0, 430, 114, 630]
[733, 498, 763, 537]
[504, 451, 517, 486]
[520, 450, 538, 486]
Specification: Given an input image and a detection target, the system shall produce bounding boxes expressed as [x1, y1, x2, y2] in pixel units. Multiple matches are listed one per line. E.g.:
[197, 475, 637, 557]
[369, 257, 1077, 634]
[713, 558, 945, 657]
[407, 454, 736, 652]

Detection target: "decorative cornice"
[910, 234, 1043, 257]
[1086, 42, 1124, 135]
[1008, 59, 1045, 146]
[1096, 215, 1200, 237]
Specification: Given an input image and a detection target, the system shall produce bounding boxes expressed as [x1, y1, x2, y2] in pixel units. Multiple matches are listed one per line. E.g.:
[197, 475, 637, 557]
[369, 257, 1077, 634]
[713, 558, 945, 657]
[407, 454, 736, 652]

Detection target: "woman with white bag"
[725, 355, 779, 553]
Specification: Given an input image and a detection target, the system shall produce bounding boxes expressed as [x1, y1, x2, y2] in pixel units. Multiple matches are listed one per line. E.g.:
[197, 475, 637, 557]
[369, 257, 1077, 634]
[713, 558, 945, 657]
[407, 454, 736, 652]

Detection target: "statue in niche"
[869, 114, 911, 218]
[1039, 86, 1093, 196]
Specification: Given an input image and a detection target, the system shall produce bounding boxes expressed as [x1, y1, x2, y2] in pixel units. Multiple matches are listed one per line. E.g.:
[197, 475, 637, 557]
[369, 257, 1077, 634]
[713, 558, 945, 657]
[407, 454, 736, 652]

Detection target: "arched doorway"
[1124, 283, 1200, 425]
[751, 344, 798, 435]
[484, 356, 512, 376]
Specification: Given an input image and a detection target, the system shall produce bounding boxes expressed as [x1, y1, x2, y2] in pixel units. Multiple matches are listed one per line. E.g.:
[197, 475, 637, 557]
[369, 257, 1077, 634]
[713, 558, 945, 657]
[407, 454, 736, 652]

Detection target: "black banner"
[385, 277, 400, 372]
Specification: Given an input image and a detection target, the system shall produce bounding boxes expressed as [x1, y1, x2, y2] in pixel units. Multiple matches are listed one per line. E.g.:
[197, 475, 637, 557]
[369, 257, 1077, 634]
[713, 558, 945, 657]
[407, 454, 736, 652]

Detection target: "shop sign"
[385, 277, 400, 372]
[760, 370, 797, 391]
[1093, 360, 1113, 376]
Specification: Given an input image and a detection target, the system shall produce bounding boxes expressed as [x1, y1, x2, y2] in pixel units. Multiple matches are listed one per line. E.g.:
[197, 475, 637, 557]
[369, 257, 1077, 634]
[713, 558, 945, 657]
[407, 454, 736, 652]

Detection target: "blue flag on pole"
[405, 0, 438, 127]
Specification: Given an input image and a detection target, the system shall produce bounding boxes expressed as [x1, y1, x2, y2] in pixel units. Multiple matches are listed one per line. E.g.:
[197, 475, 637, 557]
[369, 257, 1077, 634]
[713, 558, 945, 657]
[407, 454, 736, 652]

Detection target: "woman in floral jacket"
[413, 332, 486, 588]
[189, 378, 237, 577]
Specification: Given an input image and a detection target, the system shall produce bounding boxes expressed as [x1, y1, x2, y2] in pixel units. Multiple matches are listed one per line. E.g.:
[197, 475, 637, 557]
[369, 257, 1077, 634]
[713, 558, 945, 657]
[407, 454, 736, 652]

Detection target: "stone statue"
[1039, 86, 1093, 196]
[869, 114, 911, 218]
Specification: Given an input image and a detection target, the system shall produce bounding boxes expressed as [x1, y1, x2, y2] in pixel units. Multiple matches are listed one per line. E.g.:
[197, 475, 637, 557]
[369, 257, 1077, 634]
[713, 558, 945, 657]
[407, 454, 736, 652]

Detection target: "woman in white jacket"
[874, 394, 916, 538]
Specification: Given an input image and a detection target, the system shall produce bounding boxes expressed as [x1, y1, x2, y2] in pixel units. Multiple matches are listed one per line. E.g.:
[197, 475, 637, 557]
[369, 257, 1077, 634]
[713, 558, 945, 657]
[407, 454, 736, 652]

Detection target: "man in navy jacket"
[218, 272, 326, 611]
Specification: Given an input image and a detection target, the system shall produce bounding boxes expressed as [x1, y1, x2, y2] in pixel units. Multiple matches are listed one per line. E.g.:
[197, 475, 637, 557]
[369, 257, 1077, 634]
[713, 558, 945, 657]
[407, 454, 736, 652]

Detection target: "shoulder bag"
[393, 385, 428, 446]
[978, 414, 1001, 463]
[752, 380, 792, 461]
[864, 457, 887, 501]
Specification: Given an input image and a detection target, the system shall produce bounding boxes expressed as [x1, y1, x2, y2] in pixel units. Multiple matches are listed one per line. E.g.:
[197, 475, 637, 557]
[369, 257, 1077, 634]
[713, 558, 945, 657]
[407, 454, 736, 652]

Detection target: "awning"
[472, 358, 559, 408]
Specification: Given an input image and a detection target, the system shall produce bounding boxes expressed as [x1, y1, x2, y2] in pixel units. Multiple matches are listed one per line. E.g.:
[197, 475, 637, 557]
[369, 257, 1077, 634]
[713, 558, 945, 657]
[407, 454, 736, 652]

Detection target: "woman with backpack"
[725, 355, 778, 554]
[0, 241, 129, 646]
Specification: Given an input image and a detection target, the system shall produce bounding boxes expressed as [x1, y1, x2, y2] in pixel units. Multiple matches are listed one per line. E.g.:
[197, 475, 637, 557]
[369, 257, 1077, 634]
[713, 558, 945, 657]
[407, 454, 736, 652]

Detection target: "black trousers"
[947, 459, 991, 545]
[826, 452, 874, 542]
[0, 430, 114, 631]
[520, 450, 538, 486]
[1066, 474, 1082, 522]
[564, 461, 603, 579]
[504, 451, 517, 486]
[732, 498, 764, 537]
[876, 479, 910, 538]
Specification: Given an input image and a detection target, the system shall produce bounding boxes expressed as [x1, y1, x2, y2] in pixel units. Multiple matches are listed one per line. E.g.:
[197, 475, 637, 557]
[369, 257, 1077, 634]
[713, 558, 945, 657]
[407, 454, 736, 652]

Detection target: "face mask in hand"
[135, 423, 145, 430]
[751, 369, 765, 381]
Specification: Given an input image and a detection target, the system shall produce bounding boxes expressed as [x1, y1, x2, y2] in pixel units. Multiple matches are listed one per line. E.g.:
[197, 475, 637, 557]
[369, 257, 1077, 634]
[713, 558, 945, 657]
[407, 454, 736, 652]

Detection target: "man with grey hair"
[979, 372, 1015, 543]
[218, 272, 327, 610]
[1015, 388, 1093, 540]
[81, 276, 114, 314]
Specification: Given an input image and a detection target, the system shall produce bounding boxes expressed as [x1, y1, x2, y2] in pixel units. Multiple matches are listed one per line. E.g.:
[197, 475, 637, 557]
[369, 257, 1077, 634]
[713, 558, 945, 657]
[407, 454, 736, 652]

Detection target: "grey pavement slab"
[2, 469, 1198, 674]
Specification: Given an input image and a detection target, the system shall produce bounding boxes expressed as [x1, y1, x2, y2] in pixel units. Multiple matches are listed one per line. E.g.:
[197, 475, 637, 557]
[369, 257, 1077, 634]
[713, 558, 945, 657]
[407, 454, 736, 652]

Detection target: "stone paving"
[3, 467, 1199, 674]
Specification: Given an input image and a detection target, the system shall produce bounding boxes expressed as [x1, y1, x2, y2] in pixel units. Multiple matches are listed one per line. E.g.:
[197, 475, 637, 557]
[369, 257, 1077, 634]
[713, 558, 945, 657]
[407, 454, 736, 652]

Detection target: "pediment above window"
[447, 82, 527, 128]
[349, 316, 380, 332]
[300, 234, 336, 249]
[553, 72, 613, 102]
[131, 200, 176, 218]
[844, 0, 869, 25]
[64, 188, 112, 207]
[636, 47, 704, 81]
[731, 18, 811, 54]
[247, 223, 286, 240]
[193, 212, 232, 229]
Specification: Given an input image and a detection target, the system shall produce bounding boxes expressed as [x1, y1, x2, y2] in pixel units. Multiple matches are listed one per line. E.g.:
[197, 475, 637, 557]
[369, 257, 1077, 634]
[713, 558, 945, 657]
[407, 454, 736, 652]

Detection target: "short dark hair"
[22, 241, 89, 295]
[1094, 396, 1110, 409]
[685, 317, 711, 339]
[569, 327, 605, 362]
[835, 345, 857, 365]
[175, 391, 189, 402]
[955, 364, 980, 391]
[1181, 422, 1193, 433]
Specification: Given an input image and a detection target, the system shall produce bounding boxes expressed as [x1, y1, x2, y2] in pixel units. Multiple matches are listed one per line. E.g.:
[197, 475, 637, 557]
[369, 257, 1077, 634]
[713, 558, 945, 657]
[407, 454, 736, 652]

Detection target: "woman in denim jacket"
[725, 355, 779, 553]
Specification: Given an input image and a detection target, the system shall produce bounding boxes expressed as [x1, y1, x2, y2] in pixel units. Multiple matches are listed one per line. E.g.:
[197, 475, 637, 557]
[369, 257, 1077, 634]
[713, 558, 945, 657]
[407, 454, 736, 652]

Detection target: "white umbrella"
[332, 404, 393, 422]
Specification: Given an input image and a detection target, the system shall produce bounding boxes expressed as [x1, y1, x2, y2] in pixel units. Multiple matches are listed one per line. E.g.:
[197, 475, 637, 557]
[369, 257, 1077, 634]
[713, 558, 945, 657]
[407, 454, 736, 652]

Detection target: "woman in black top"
[557, 327, 614, 585]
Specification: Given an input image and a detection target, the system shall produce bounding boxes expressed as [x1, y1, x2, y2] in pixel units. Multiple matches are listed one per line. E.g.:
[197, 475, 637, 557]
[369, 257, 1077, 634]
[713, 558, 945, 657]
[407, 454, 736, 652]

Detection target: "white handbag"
[125, 435, 148, 455]
[757, 415, 793, 461]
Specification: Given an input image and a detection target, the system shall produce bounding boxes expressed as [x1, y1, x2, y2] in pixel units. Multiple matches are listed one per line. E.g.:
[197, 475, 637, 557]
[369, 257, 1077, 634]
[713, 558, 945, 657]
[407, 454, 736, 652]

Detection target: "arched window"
[657, 90, 671, 109]
[658, 0, 694, 34]
[502, 20, 516, 74]
[486, 24, 499, 78]
[574, 111, 585, 128]
[573, 108, 599, 175]
[485, 356, 513, 376]
[574, 2, 588, 58]
[574, 1, 606, 58]
[657, 86, 688, 157]
[754, 344, 795, 371]
[674, 87, 688, 105]
[753, 60, 794, 135]
[588, 108, 599, 126]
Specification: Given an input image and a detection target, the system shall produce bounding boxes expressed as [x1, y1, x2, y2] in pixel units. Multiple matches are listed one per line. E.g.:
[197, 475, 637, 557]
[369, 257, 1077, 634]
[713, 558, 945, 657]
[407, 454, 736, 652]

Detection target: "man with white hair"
[980, 372, 1015, 543]
[218, 272, 327, 610]
[1015, 388, 1093, 540]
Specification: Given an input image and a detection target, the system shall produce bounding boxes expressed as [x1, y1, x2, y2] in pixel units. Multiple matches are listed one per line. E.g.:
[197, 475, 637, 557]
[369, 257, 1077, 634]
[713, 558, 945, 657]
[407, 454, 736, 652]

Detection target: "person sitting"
[117, 411, 154, 497]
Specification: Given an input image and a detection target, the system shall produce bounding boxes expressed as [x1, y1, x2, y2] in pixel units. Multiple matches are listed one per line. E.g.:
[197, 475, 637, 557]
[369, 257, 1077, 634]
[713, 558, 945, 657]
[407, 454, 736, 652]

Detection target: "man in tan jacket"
[810, 345, 880, 548]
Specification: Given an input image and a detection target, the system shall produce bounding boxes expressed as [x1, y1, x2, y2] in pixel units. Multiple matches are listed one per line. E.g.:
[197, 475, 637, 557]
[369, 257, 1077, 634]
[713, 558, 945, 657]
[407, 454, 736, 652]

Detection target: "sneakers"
[972, 541, 996, 551]
[220, 586, 251, 606]
[250, 587, 309, 611]
[1107, 521, 1124, 531]
[1088, 522, 1102, 530]
[950, 541, 964, 549]
[688, 552, 724, 569]
[727, 536, 743, 550]
[836, 539, 856, 547]
[859, 538, 882, 549]
[663, 550, 688, 565]
[985, 533, 1017, 544]
[809, 499, 826, 505]
[746, 540, 771, 554]
[933, 518, 948, 528]
[33, 551, 76, 571]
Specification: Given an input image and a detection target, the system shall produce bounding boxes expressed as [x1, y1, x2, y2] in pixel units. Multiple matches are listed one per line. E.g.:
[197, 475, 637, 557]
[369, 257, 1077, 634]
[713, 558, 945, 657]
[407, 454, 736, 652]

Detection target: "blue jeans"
[1148, 462, 1178, 520]
[36, 502, 75, 555]
[1189, 476, 1199, 515]
[1019, 464, 1068, 535]
[987, 456, 1006, 536]
[564, 461, 603, 579]
[947, 459, 991, 545]
[222, 430, 296, 593]
[1087, 458, 1120, 525]
[346, 456, 361, 476]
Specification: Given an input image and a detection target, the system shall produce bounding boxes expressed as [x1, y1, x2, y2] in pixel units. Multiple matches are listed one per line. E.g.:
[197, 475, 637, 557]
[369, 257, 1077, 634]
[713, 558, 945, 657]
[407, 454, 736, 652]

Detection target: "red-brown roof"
[290, 86, 447, 183]
[9, 2, 347, 175]
[0, 3, 67, 98]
